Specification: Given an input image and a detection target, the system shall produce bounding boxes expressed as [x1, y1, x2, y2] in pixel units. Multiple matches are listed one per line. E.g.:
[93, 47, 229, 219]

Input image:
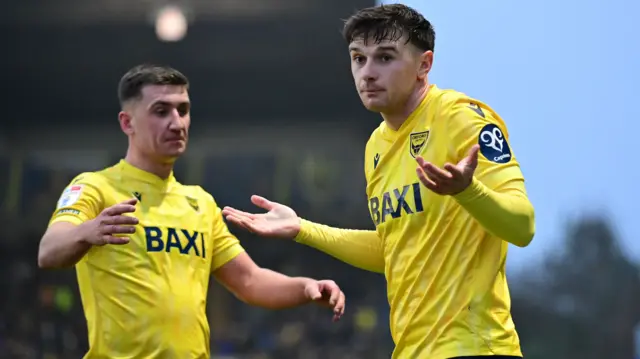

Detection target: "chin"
[163, 147, 186, 158]
[360, 96, 388, 112]
[362, 101, 386, 113]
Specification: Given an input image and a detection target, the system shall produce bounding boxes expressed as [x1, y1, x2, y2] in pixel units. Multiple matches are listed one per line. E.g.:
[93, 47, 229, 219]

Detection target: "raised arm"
[38, 173, 138, 268]
[222, 195, 385, 274]
[415, 100, 535, 247]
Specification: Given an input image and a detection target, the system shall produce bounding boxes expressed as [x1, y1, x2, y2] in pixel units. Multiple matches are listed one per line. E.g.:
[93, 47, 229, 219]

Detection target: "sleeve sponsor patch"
[56, 185, 84, 209]
[55, 208, 81, 216]
[478, 124, 512, 163]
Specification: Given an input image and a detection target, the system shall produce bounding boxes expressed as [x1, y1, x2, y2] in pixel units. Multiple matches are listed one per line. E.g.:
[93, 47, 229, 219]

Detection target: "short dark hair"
[342, 4, 435, 52]
[117, 64, 189, 105]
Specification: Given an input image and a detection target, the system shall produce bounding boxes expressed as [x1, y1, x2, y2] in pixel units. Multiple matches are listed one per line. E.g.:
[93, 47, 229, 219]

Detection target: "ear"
[417, 50, 433, 81]
[118, 110, 134, 135]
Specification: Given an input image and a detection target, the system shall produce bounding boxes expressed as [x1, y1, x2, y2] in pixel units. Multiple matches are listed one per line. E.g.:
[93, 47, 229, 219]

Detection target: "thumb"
[251, 195, 275, 211]
[468, 144, 480, 167]
[305, 284, 322, 300]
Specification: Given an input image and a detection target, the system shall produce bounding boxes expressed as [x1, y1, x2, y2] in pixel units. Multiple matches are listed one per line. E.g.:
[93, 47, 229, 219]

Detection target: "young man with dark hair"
[37, 64, 346, 359]
[223, 4, 534, 359]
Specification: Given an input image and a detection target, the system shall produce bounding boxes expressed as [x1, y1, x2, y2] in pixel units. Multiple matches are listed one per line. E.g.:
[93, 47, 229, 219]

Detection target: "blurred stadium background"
[1, 1, 639, 358]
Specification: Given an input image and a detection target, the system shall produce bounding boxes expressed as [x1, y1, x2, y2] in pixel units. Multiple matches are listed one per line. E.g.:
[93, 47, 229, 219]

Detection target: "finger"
[468, 145, 480, 167]
[422, 162, 453, 181]
[102, 225, 137, 235]
[103, 215, 139, 226]
[225, 215, 255, 232]
[416, 167, 440, 192]
[222, 207, 257, 220]
[250, 195, 275, 211]
[443, 163, 464, 180]
[468, 144, 480, 159]
[121, 198, 138, 206]
[334, 291, 346, 318]
[327, 286, 341, 306]
[104, 204, 137, 216]
[307, 286, 322, 301]
[415, 156, 427, 168]
[102, 235, 130, 245]
[331, 290, 344, 312]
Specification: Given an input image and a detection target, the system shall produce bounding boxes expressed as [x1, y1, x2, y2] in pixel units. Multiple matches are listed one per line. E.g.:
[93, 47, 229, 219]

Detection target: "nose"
[168, 109, 186, 130]
[361, 61, 378, 82]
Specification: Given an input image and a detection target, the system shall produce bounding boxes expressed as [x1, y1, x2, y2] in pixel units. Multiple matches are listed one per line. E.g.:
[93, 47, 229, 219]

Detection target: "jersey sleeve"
[295, 219, 385, 273]
[448, 100, 524, 192]
[447, 99, 535, 247]
[49, 173, 104, 227]
[208, 195, 245, 272]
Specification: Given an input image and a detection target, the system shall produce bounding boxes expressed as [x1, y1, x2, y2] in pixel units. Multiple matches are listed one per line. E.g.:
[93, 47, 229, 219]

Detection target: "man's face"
[349, 37, 432, 113]
[119, 84, 191, 162]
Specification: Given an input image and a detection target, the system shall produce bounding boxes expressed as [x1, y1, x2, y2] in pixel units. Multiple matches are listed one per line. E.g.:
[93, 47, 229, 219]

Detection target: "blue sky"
[379, 0, 639, 270]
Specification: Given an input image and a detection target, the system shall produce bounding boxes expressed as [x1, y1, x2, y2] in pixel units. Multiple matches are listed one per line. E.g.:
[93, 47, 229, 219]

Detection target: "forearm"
[454, 178, 535, 247]
[294, 219, 385, 273]
[38, 222, 92, 268]
[242, 268, 314, 309]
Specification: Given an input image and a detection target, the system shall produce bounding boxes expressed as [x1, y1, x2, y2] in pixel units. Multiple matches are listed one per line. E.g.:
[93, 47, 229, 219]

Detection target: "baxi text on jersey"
[369, 182, 424, 226]
[144, 226, 206, 258]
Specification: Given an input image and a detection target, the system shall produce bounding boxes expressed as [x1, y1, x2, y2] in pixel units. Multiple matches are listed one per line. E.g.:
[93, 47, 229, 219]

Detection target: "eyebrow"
[149, 100, 190, 108]
[349, 45, 399, 53]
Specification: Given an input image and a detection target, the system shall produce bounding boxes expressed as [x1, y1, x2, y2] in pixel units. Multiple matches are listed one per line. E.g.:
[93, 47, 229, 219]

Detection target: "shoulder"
[67, 171, 108, 187]
[53, 171, 109, 214]
[57, 171, 108, 203]
[432, 86, 509, 134]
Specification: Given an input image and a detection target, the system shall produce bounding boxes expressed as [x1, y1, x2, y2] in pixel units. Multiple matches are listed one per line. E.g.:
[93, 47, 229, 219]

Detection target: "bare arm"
[214, 252, 344, 314]
[38, 222, 92, 268]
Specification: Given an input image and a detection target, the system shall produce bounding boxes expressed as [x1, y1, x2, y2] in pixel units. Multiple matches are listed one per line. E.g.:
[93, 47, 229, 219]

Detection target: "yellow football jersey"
[363, 84, 526, 359]
[48, 160, 244, 359]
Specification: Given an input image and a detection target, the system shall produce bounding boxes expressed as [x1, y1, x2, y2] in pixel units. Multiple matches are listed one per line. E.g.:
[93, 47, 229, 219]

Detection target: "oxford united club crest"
[186, 196, 199, 211]
[409, 130, 430, 158]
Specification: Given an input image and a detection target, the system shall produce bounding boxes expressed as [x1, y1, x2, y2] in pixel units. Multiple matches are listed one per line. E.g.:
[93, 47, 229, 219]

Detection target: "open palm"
[222, 195, 301, 239]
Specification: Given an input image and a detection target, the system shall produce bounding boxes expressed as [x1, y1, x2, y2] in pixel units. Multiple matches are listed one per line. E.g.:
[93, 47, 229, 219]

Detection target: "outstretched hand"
[222, 195, 301, 239]
[415, 144, 480, 195]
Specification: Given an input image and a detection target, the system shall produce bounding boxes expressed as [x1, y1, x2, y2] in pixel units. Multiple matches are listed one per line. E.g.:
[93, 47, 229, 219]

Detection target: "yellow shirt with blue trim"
[49, 160, 244, 359]
[296, 84, 534, 359]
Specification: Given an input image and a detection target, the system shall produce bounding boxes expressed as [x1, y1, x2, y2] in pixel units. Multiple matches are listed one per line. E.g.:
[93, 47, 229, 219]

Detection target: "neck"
[381, 81, 430, 131]
[124, 148, 174, 179]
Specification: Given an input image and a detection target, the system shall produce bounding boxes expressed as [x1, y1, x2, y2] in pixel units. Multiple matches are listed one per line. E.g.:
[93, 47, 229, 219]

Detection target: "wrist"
[74, 221, 94, 246]
[452, 177, 483, 204]
[301, 278, 319, 301]
[293, 218, 307, 243]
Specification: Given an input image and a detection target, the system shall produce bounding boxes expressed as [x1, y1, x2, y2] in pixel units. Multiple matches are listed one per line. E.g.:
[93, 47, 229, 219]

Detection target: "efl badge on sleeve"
[409, 130, 430, 158]
[56, 185, 84, 209]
